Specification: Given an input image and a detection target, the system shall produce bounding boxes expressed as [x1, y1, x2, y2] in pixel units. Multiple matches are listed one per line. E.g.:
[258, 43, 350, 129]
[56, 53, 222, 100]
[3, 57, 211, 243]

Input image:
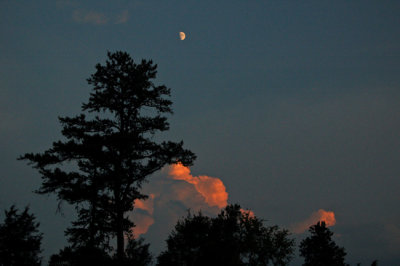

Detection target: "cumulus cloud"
[130, 164, 231, 237]
[291, 209, 336, 234]
[72, 9, 108, 25]
[130, 211, 155, 237]
[130, 164, 260, 238]
[134, 194, 155, 215]
[131, 194, 156, 237]
[168, 163, 228, 208]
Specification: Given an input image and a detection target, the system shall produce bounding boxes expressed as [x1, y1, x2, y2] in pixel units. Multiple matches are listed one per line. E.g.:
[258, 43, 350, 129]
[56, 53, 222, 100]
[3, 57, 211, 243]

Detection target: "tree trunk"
[116, 201, 125, 262]
[89, 201, 95, 248]
[117, 113, 125, 261]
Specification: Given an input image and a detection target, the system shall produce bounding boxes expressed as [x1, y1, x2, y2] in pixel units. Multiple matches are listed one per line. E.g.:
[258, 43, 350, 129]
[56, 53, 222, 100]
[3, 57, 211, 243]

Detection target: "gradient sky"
[1, 1, 400, 265]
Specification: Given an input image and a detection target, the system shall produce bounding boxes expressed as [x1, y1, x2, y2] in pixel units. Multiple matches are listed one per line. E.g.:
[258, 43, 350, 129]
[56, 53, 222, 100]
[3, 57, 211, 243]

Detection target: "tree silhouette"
[124, 237, 153, 266]
[157, 212, 212, 266]
[48, 246, 111, 266]
[20, 51, 196, 260]
[157, 204, 295, 266]
[0, 205, 42, 266]
[299, 221, 347, 266]
[48, 237, 152, 266]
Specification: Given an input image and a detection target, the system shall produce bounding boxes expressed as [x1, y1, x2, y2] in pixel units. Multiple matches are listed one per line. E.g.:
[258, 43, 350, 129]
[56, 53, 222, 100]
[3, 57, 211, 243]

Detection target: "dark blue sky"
[1, 1, 400, 264]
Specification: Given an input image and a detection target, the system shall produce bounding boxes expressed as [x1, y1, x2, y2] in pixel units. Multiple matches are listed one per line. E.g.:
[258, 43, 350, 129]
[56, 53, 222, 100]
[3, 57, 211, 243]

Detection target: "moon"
[179, 32, 186, 40]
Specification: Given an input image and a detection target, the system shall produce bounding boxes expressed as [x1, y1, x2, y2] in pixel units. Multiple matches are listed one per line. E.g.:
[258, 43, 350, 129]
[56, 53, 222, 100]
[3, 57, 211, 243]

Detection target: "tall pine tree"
[20, 51, 196, 260]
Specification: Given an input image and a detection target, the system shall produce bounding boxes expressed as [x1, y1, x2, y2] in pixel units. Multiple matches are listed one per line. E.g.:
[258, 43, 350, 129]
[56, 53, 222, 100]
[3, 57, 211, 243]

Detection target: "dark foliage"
[299, 221, 347, 266]
[49, 238, 152, 266]
[157, 204, 295, 266]
[123, 237, 153, 266]
[48, 246, 112, 266]
[19, 51, 196, 259]
[0, 205, 42, 266]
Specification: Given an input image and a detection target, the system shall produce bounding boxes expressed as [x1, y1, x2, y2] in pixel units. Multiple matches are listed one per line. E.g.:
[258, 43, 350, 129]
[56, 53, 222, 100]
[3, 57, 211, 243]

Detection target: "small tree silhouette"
[299, 221, 347, 266]
[370, 260, 378, 266]
[0, 205, 42, 266]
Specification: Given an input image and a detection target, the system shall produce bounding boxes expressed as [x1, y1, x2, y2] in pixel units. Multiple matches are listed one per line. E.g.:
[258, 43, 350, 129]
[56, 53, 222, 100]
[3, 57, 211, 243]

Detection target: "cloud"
[130, 211, 155, 237]
[130, 164, 259, 238]
[168, 163, 228, 208]
[115, 10, 129, 24]
[130, 164, 230, 237]
[240, 208, 255, 218]
[72, 10, 108, 25]
[131, 194, 156, 237]
[291, 209, 336, 234]
[134, 194, 155, 215]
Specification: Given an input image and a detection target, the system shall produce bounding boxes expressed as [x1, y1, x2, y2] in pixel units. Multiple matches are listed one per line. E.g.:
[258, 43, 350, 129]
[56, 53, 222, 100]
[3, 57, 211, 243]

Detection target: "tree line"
[0, 204, 377, 266]
[1, 51, 377, 265]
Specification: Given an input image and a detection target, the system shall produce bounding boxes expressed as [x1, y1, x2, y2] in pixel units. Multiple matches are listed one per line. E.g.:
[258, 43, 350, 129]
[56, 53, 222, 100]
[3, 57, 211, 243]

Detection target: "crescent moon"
[179, 32, 186, 40]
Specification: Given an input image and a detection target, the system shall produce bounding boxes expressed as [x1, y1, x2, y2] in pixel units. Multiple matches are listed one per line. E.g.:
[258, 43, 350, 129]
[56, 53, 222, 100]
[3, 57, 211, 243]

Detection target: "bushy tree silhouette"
[124, 237, 153, 265]
[49, 237, 152, 266]
[20, 51, 196, 260]
[299, 221, 347, 266]
[157, 204, 295, 266]
[0, 205, 42, 266]
[48, 246, 111, 266]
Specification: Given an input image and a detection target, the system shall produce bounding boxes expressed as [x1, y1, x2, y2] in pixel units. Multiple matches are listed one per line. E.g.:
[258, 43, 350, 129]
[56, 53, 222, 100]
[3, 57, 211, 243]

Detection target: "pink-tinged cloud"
[131, 194, 156, 236]
[134, 194, 155, 215]
[240, 208, 255, 218]
[168, 163, 228, 208]
[115, 10, 129, 24]
[72, 10, 108, 25]
[131, 212, 154, 237]
[292, 209, 336, 234]
[130, 164, 255, 238]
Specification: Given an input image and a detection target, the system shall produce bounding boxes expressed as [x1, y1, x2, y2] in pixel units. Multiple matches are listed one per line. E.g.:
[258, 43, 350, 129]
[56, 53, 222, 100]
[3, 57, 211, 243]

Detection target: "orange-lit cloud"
[292, 209, 336, 234]
[131, 194, 156, 236]
[130, 164, 255, 238]
[240, 208, 255, 218]
[131, 212, 154, 237]
[134, 194, 155, 215]
[168, 163, 228, 208]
